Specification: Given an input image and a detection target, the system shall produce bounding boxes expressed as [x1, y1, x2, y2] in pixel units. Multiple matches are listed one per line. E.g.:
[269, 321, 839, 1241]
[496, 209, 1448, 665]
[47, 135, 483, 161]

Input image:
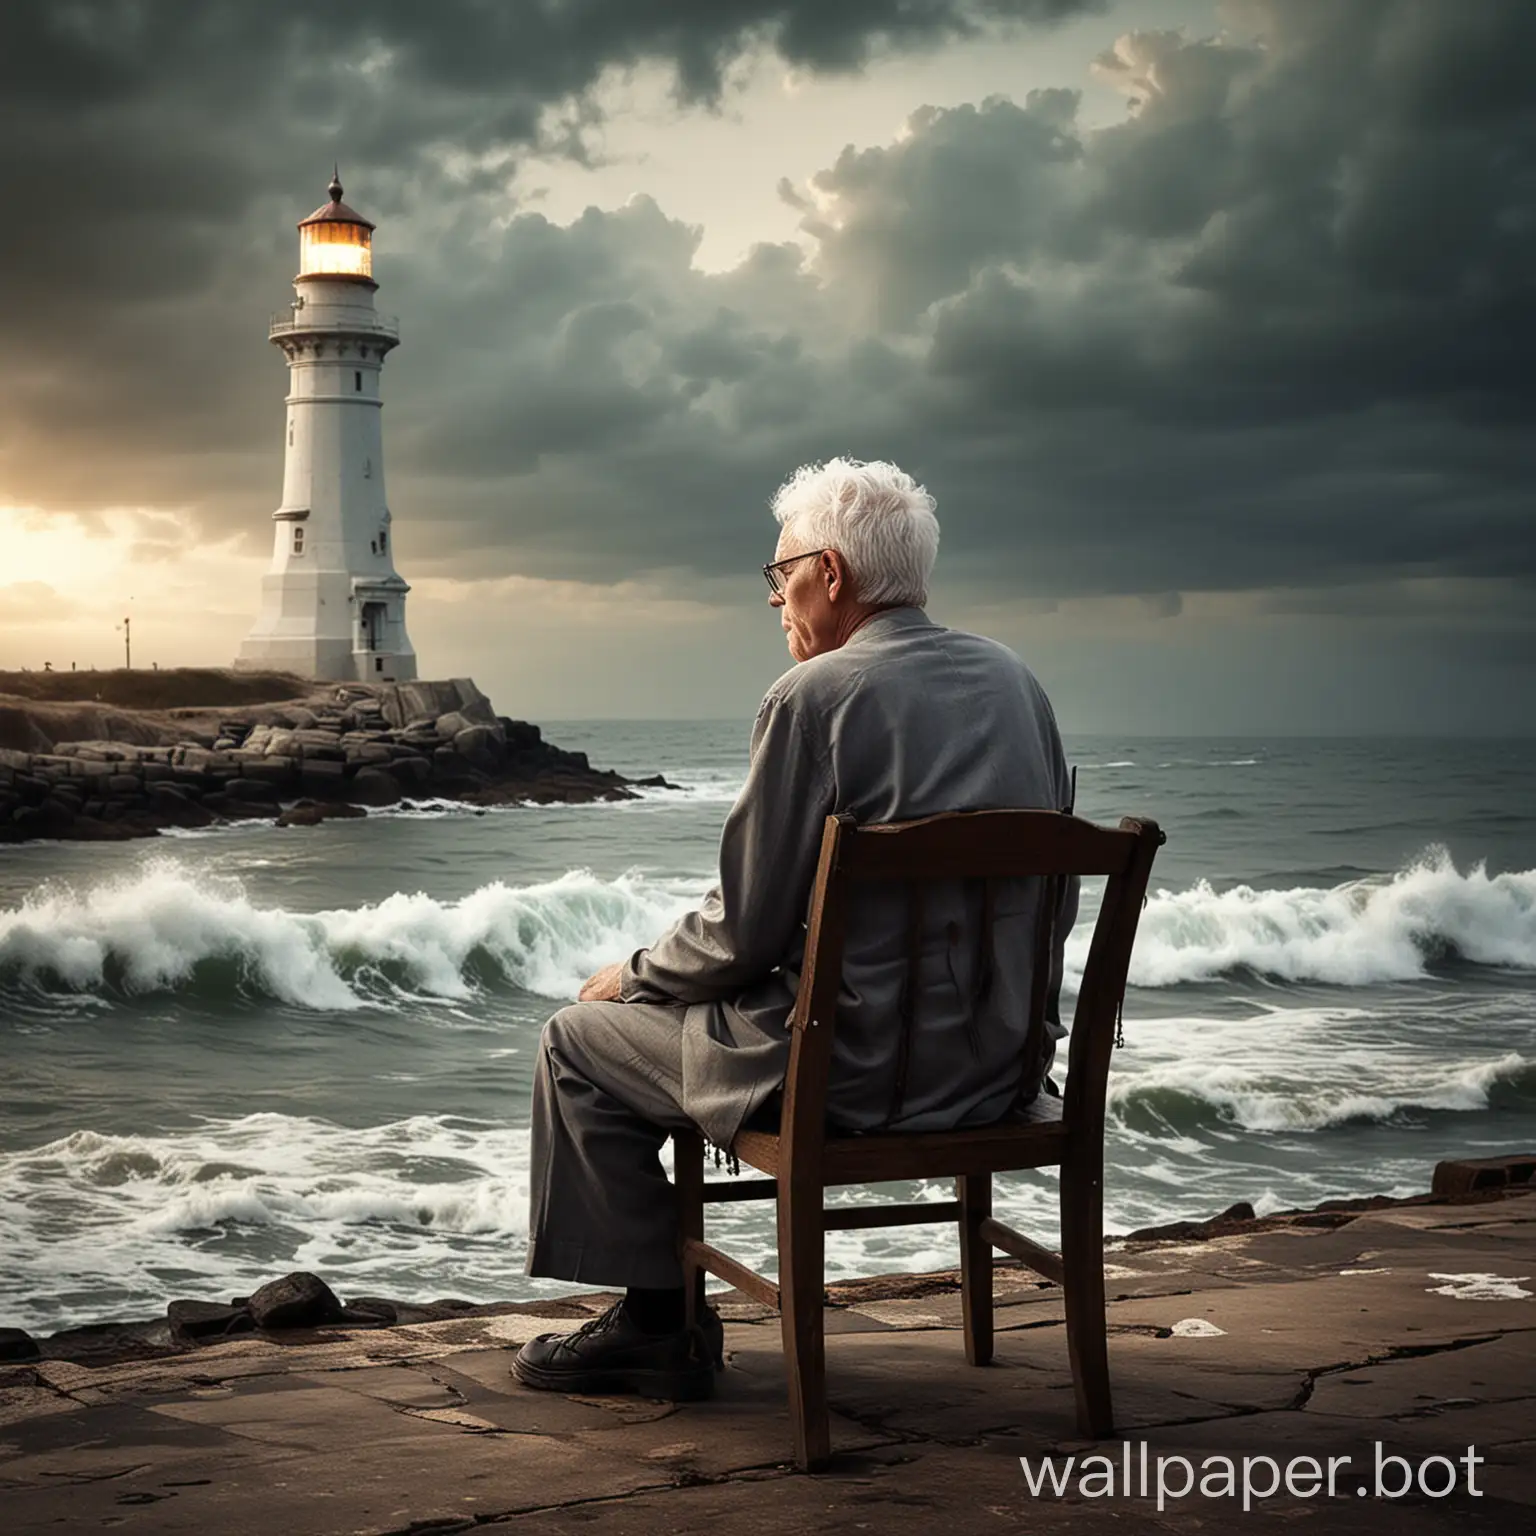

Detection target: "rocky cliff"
[0, 673, 666, 844]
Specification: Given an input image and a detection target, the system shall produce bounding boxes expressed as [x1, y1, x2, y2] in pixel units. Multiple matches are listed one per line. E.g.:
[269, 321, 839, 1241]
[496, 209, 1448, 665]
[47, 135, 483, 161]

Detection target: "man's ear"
[824, 549, 846, 599]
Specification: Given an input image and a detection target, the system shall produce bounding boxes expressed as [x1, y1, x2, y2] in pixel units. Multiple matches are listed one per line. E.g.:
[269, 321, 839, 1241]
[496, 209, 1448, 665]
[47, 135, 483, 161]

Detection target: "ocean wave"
[1068, 848, 1536, 989]
[1108, 1052, 1535, 1134]
[0, 860, 702, 1008]
[364, 776, 747, 820]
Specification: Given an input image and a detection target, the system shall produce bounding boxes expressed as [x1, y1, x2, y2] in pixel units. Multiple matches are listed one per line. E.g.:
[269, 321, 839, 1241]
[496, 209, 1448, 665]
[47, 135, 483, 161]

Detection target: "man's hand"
[578, 962, 624, 1003]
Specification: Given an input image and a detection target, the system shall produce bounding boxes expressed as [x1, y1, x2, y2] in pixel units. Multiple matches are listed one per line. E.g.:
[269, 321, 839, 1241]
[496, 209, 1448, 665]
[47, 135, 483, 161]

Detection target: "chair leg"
[1059, 1146, 1113, 1437]
[777, 1178, 830, 1471]
[957, 1173, 993, 1366]
[673, 1130, 706, 1336]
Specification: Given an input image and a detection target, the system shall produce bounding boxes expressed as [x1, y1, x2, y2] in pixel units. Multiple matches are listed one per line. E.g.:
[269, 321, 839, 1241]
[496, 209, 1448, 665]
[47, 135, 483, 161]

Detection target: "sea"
[2, 726, 1533, 1337]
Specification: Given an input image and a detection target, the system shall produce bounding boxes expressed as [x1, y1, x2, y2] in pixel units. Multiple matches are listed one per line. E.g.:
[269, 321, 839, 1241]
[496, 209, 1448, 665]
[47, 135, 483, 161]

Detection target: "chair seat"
[732, 1094, 1067, 1185]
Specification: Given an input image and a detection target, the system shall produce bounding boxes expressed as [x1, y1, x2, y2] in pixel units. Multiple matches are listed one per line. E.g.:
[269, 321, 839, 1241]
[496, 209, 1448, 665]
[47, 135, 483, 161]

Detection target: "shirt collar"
[845, 605, 932, 646]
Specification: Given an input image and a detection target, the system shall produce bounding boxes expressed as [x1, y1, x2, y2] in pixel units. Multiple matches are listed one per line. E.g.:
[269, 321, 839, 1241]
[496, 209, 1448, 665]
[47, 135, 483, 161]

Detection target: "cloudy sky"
[1, 0, 1532, 732]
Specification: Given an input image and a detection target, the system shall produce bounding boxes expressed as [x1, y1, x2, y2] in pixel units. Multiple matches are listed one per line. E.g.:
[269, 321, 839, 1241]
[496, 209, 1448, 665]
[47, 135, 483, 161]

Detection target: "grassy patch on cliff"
[0, 669, 310, 711]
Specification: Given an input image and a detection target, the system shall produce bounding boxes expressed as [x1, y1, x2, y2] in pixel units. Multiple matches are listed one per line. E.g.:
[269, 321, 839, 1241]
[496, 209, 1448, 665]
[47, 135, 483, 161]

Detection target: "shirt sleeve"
[621, 684, 835, 1005]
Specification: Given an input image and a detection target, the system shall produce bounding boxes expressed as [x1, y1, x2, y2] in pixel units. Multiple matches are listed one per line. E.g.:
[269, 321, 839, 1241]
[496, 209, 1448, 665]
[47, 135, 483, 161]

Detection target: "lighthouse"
[236, 173, 417, 681]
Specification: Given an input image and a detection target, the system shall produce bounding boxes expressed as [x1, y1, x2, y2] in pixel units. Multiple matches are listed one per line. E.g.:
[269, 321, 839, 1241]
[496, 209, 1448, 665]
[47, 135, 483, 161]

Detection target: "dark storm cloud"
[1, 0, 1533, 633]
[0, 0, 1099, 517]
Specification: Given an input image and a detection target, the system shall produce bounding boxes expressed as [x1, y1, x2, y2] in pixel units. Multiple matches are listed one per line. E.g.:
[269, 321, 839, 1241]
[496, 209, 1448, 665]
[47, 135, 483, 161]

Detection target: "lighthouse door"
[361, 602, 386, 652]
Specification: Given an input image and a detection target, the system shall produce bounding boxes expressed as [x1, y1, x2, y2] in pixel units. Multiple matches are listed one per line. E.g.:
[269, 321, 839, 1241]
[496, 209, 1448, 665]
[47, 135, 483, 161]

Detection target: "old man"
[513, 457, 1076, 1401]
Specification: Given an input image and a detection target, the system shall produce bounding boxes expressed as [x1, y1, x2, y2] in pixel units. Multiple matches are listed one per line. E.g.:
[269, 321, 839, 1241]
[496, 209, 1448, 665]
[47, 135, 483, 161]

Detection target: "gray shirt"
[621, 606, 1077, 1147]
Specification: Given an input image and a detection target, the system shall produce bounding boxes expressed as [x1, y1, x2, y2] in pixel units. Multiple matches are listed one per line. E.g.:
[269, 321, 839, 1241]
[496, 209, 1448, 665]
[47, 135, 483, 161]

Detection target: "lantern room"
[297, 171, 375, 281]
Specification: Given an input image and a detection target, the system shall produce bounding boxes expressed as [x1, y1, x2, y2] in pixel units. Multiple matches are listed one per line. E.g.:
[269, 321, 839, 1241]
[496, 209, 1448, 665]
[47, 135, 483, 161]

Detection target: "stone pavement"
[2, 1189, 1532, 1534]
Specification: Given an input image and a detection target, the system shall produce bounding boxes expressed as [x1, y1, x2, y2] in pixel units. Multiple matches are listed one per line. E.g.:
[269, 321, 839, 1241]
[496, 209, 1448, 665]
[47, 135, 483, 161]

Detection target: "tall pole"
[123, 615, 131, 670]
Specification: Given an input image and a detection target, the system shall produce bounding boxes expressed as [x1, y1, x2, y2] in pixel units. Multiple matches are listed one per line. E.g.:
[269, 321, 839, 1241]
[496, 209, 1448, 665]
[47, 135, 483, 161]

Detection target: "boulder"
[453, 724, 503, 769]
[240, 755, 297, 784]
[148, 784, 216, 829]
[348, 766, 402, 806]
[292, 729, 346, 759]
[167, 1299, 254, 1343]
[500, 718, 543, 752]
[247, 1272, 344, 1330]
[223, 777, 279, 804]
[33, 797, 77, 838]
[434, 710, 472, 739]
[275, 799, 367, 828]
[341, 1297, 399, 1325]
[388, 752, 433, 789]
[299, 758, 347, 797]
[0, 1327, 39, 1362]
[344, 741, 393, 767]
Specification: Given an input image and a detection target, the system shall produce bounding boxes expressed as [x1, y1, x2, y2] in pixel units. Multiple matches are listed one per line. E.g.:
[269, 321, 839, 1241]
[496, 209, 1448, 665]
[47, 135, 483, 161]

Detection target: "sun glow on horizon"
[0, 504, 263, 672]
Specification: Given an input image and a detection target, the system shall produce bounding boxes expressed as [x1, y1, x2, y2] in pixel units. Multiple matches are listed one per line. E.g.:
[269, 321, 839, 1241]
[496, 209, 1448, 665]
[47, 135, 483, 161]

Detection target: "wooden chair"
[672, 808, 1163, 1472]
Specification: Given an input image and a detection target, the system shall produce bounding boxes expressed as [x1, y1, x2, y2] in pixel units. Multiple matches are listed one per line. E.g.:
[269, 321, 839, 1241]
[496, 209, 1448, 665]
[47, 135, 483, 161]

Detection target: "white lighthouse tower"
[236, 172, 417, 681]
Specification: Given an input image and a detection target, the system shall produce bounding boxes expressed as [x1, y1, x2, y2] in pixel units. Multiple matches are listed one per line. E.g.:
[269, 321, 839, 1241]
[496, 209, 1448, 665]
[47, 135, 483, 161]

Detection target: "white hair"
[770, 457, 940, 606]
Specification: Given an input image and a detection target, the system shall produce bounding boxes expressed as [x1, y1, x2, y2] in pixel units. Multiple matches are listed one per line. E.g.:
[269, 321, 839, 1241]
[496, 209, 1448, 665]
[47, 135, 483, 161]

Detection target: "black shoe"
[512, 1299, 715, 1401]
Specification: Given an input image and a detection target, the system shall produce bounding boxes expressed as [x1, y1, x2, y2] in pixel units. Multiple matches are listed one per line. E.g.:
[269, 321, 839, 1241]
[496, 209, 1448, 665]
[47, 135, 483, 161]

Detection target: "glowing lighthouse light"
[298, 174, 374, 279]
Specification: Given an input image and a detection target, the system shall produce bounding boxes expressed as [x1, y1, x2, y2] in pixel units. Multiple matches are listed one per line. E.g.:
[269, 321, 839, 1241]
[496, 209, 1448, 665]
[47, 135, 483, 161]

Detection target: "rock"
[167, 1300, 254, 1343]
[453, 724, 503, 769]
[33, 797, 77, 838]
[0, 1327, 39, 1362]
[240, 755, 296, 784]
[148, 784, 216, 829]
[501, 718, 543, 751]
[388, 752, 433, 789]
[223, 777, 279, 804]
[14, 773, 51, 804]
[292, 729, 346, 759]
[212, 736, 239, 751]
[1432, 1155, 1536, 1197]
[340, 1297, 399, 1325]
[299, 758, 347, 796]
[348, 766, 402, 806]
[1126, 1201, 1258, 1242]
[435, 710, 472, 739]
[275, 800, 367, 828]
[248, 1272, 344, 1330]
[344, 741, 393, 767]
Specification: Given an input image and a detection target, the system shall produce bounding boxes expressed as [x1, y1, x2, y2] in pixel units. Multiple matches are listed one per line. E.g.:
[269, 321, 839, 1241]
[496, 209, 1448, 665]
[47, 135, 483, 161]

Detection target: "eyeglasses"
[762, 548, 830, 595]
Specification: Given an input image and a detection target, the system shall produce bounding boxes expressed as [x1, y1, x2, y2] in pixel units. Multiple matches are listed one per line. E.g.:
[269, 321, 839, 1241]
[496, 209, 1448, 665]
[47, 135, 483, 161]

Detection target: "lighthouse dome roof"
[298, 171, 375, 232]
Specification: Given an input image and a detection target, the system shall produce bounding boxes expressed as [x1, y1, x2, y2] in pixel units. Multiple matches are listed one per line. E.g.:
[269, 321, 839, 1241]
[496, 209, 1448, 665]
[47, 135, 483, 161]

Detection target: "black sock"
[623, 1285, 687, 1335]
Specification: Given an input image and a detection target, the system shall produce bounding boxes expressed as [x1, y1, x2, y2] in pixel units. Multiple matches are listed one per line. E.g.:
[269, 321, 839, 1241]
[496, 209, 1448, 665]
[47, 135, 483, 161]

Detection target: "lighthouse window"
[292, 527, 305, 554]
[354, 371, 362, 392]
[378, 529, 387, 554]
[288, 420, 294, 445]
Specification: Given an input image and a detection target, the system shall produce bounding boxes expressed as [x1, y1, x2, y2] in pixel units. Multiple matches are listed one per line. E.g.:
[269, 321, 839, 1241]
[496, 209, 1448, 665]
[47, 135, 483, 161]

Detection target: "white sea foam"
[363, 773, 747, 821]
[1107, 1050, 1533, 1133]
[0, 1111, 1049, 1334]
[0, 860, 702, 1006]
[5, 848, 1533, 1007]
[1066, 848, 1536, 989]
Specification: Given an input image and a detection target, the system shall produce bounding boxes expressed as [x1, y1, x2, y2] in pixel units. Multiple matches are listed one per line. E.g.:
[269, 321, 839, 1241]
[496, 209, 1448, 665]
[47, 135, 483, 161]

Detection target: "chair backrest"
[779, 809, 1163, 1168]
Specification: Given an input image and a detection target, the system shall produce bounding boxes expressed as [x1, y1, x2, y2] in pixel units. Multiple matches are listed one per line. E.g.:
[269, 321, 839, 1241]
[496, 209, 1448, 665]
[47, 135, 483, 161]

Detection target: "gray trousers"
[524, 1002, 701, 1289]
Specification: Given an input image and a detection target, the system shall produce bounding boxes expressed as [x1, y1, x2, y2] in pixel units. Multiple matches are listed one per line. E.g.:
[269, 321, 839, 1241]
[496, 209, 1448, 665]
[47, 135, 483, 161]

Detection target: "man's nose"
[767, 589, 784, 608]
